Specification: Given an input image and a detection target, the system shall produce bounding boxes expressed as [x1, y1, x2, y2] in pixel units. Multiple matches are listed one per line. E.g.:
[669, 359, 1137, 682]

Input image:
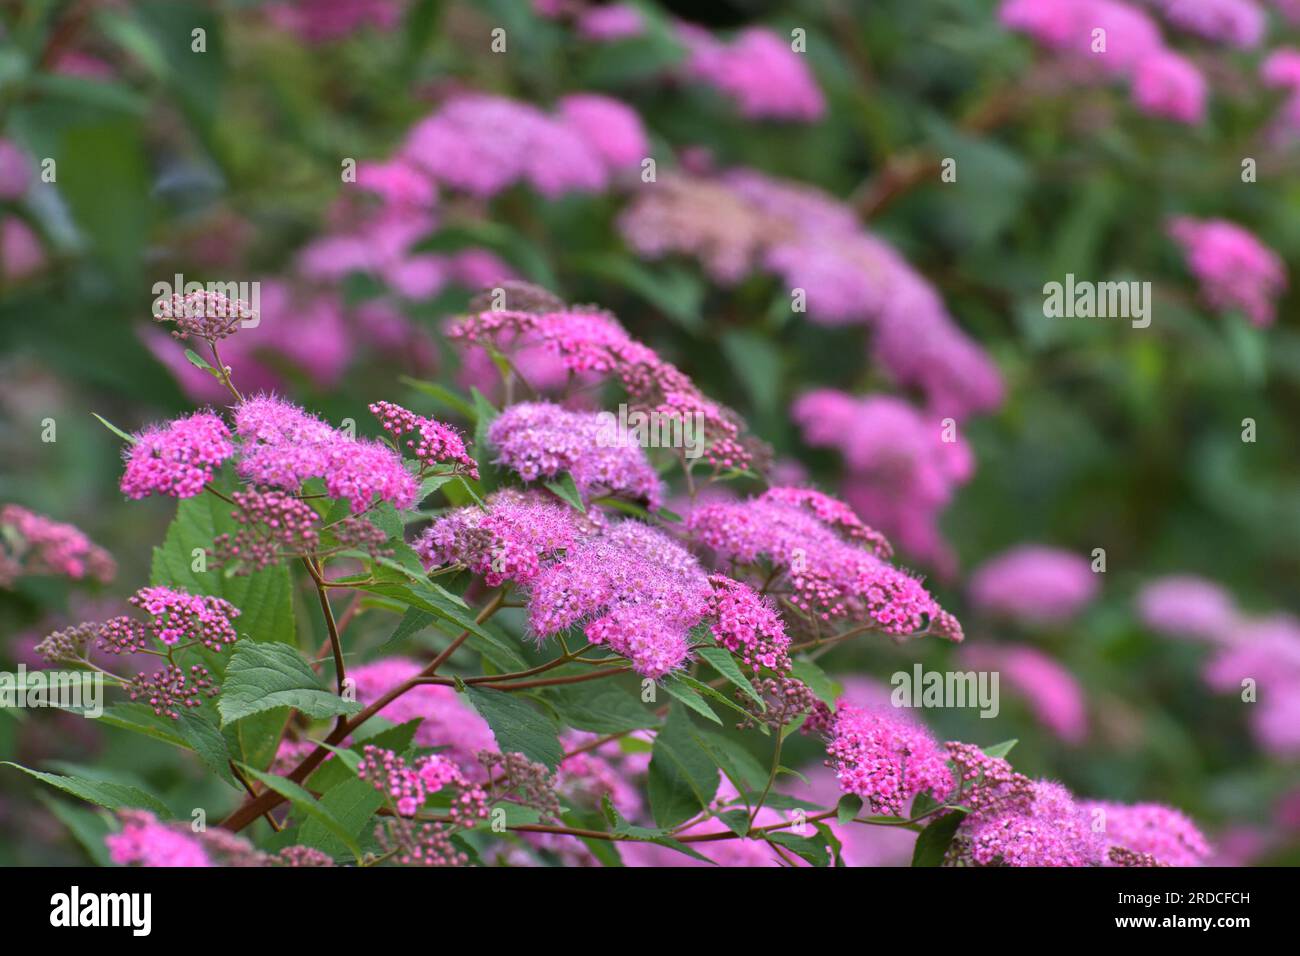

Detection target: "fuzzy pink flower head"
[527, 520, 712, 677]
[121, 412, 234, 500]
[1000, 0, 1163, 75]
[488, 401, 663, 507]
[126, 586, 241, 651]
[826, 703, 953, 816]
[705, 574, 791, 674]
[577, 3, 645, 41]
[1082, 800, 1211, 866]
[968, 545, 1098, 625]
[1145, 0, 1266, 48]
[957, 779, 1105, 867]
[1, 217, 45, 281]
[265, 0, 401, 43]
[963, 644, 1087, 744]
[417, 489, 589, 587]
[688, 487, 961, 641]
[0, 505, 115, 586]
[370, 400, 478, 478]
[680, 25, 825, 121]
[107, 810, 212, 867]
[403, 94, 607, 199]
[556, 94, 649, 172]
[357, 744, 486, 820]
[351, 659, 497, 774]
[323, 438, 421, 514]
[1262, 48, 1300, 89]
[1136, 574, 1238, 642]
[356, 158, 437, 209]
[1168, 216, 1287, 326]
[1132, 51, 1207, 123]
[212, 488, 322, 572]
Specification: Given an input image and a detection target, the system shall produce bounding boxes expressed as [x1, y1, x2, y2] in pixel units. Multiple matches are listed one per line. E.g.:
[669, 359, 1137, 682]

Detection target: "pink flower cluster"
[350, 658, 498, 774]
[676, 24, 826, 121]
[1203, 615, 1300, 758]
[120, 412, 235, 500]
[0, 504, 115, 587]
[153, 289, 256, 342]
[234, 395, 420, 513]
[999, 0, 1207, 123]
[264, 0, 402, 44]
[369, 400, 478, 477]
[449, 293, 751, 469]
[1144, 0, 1266, 47]
[128, 664, 218, 720]
[107, 810, 331, 867]
[357, 744, 487, 821]
[1082, 800, 1212, 866]
[959, 779, 1106, 866]
[793, 390, 975, 574]
[0, 138, 45, 282]
[1136, 574, 1238, 641]
[1167, 216, 1287, 326]
[705, 575, 792, 674]
[402, 92, 647, 198]
[212, 488, 321, 572]
[487, 401, 663, 506]
[688, 487, 962, 641]
[826, 704, 954, 816]
[619, 170, 1004, 419]
[99, 587, 241, 653]
[968, 544, 1098, 625]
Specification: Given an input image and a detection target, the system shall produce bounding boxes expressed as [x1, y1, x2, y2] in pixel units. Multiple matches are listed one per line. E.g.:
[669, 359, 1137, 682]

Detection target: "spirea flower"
[33, 622, 99, 664]
[1136, 574, 1238, 642]
[688, 487, 960, 641]
[212, 488, 321, 572]
[358, 744, 489, 823]
[0, 138, 32, 201]
[1167, 216, 1287, 326]
[1082, 800, 1211, 866]
[350, 658, 498, 774]
[125, 586, 241, 651]
[479, 751, 563, 821]
[968, 545, 1097, 624]
[153, 290, 256, 342]
[369, 400, 478, 477]
[1203, 615, 1300, 757]
[107, 810, 213, 867]
[487, 401, 663, 506]
[738, 676, 832, 733]
[826, 704, 953, 816]
[705, 575, 791, 674]
[556, 94, 649, 172]
[953, 780, 1105, 867]
[0, 504, 116, 586]
[265, 0, 402, 43]
[128, 664, 218, 720]
[121, 412, 235, 500]
[677, 24, 826, 121]
[793, 390, 974, 573]
[1144, 0, 1265, 47]
[417, 489, 589, 586]
[449, 293, 752, 468]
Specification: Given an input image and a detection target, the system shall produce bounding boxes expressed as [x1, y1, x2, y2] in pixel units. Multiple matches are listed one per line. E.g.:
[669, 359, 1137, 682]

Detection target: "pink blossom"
[1145, 0, 1266, 47]
[1082, 800, 1212, 866]
[556, 94, 649, 172]
[678, 25, 825, 121]
[107, 811, 212, 867]
[0, 505, 115, 586]
[577, 4, 644, 41]
[957, 780, 1106, 866]
[121, 412, 235, 500]
[0, 139, 31, 200]
[1261, 48, 1300, 89]
[1168, 216, 1287, 326]
[1132, 51, 1206, 123]
[265, 0, 402, 43]
[963, 644, 1088, 744]
[968, 545, 1098, 624]
[1, 217, 45, 281]
[826, 703, 954, 816]
[1136, 575, 1238, 642]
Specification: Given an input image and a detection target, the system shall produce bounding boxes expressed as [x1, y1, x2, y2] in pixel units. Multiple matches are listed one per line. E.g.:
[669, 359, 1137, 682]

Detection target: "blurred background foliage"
[0, 0, 1297, 865]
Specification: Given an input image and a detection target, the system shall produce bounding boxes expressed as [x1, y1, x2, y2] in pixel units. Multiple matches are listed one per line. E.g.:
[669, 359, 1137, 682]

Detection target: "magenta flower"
[1167, 216, 1287, 326]
[107, 811, 213, 867]
[1145, 0, 1266, 47]
[968, 545, 1098, 625]
[678, 24, 825, 121]
[487, 401, 662, 506]
[826, 704, 954, 816]
[0, 505, 115, 587]
[556, 94, 649, 173]
[963, 644, 1088, 744]
[121, 412, 235, 500]
[1136, 574, 1238, 642]
[1082, 800, 1212, 866]
[956, 780, 1106, 867]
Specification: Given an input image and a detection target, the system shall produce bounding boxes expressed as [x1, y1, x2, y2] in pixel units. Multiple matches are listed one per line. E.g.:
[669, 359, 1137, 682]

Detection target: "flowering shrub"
[0, 0, 1296, 873]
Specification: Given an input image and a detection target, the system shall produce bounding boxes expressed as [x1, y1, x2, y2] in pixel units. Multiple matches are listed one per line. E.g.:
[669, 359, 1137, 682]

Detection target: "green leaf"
[174, 711, 237, 788]
[399, 375, 475, 420]
[836, 794, 863, 825]
[296, 777, 383, 861]
[696, 647, 764, 708]
[239, 765, 362, 863]
[720, 330, 783, 418]
[217, 641, 362, 727]
[911, 811, 965, 867]
[374, 607, 435, 655]
[569, 254, 703, 333]
[183, 348, 213, 373]
[463, 686, 563, 769]
[647, 707, 718, 828]
[91, 412, 136, 444]
[2, 762, 172, 818]
[544, 472, 586, 513]
[790, 657, 840, 706]
[982, 739, 1019, 760]
[766, 830, 830, 867]
[542, 685, 658, 734]
[660, 676, 722, 725]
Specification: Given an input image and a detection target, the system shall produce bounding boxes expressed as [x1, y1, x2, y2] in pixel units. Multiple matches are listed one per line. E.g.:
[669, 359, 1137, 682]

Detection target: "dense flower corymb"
[968, 545, 1097, 625]
[121, 412, 234, 500]
[0, 504, 116, 587]
[1167, 216, 1287, 326]
[826, 704, 953, 816]
[1082, 800, 1212, 867]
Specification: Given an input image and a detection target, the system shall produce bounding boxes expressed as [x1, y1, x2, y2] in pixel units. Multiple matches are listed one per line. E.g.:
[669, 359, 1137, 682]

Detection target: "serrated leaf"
[2, 762, 172, 818]
[174, 711, 237, 788]
[647, 707, 718, 828]
[661, 677, 722, 725]
[296, 777, 383, 861]
[239, 765, 362, 863]
[696, 647, 764, 708]
[463, 686, 563, 768]
[911, 811, 965, 867]
[218, 641, 361, 727]
[375, 607, 435, 655]
[544, 472, 586, 513]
